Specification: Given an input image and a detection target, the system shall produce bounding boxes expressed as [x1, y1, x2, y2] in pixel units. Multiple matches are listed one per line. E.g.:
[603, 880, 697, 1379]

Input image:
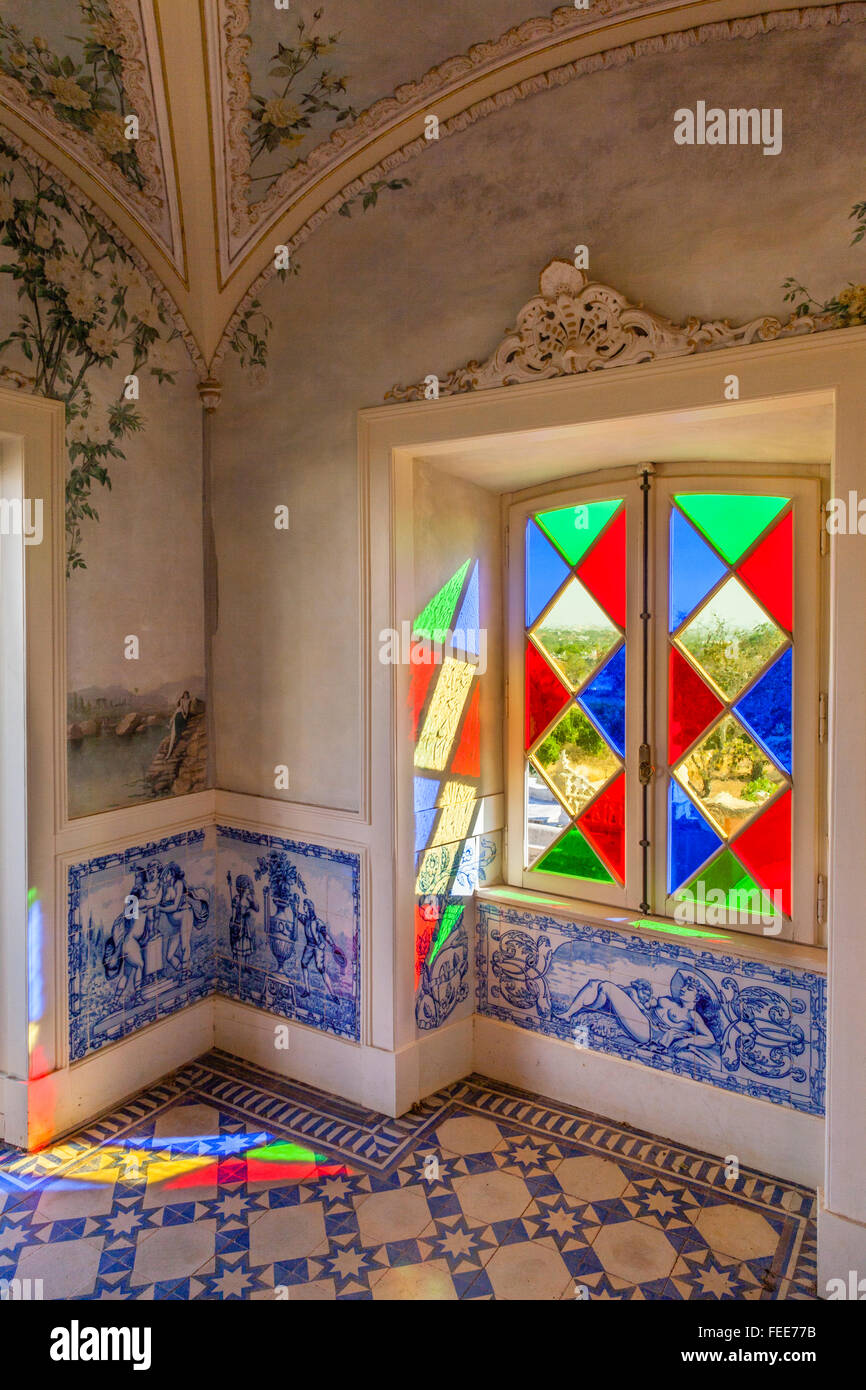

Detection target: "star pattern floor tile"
[0, 1051, 817, 1300]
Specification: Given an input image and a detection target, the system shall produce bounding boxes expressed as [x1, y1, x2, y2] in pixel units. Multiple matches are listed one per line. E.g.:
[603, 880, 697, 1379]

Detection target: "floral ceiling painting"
[0, 0, 183, 274]
[209, 0, 573, 274]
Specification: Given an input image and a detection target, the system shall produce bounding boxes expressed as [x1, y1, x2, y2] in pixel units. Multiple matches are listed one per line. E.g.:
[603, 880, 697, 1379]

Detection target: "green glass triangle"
[414, 559, 471, 643]
[674, 495, 788, 565]
[677, 847, 777, 915]
[427, 902, 464, 966]
[531, 825, 614, 883]
[535, 500, 621, 567]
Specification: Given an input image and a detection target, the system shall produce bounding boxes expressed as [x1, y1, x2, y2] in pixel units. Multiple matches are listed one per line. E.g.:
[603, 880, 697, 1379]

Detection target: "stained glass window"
[667, 495, 793, 922]
[524, 499, 626, 886]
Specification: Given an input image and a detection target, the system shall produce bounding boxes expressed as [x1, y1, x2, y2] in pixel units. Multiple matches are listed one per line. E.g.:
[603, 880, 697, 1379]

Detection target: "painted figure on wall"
[299, 896, 346, 1000]
[73, 845, 213, 1060]
[166, 691, 192, 759]
[227, 871, 260, 963]
[487, 922, 809, 1088]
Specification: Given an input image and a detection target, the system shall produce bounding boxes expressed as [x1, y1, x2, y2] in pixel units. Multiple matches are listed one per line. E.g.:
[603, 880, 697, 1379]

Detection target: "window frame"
[506, 462, 827, 945]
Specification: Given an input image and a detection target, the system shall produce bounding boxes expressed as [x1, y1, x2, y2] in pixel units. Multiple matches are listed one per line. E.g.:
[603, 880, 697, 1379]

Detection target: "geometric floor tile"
[0, 1052, 819, 1300]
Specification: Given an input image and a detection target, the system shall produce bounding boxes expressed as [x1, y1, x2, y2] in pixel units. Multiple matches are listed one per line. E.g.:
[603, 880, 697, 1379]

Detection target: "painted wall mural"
[216, 825, 361, 1043]
[68, 827, 215, 1061]
[68, 823, 361, 1061]
[476, 902, 826, 1115]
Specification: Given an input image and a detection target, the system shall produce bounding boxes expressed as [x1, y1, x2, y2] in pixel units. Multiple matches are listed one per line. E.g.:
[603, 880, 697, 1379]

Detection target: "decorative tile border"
[475, 902, 826, 1116]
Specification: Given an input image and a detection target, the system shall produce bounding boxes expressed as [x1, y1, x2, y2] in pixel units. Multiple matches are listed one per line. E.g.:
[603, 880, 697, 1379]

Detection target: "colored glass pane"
[674, 494, 788, 565]
[669, 507, 727, 632]
[531, 706, 619, 817]
[675, 576, 786, 700]
[737, 509, 793, 632]
[526, 520, 571, 626]
[532, 578, 620, 692]
[531, 825, 614, 883]
[669, 647, 724, 762]
[733, 789, 791, 916]
[451, 682, 481, 775]
[535, 498, 622, 567]
[667, 780, 723, 894]
[578, 772, 625, 882]
[677, 848, 777, 918]
[578, 645, 626, 758]
[673, 714, 786, 839]
[414, 559, 471, 643]
[525, 641, 570, 749]
[733, 649, 792, 775]
[577, 507, 626, 627]
[526, 764, 569, 866]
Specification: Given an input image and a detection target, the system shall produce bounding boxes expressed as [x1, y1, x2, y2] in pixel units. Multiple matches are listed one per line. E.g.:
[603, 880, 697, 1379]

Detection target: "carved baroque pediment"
[386, 260, 820, 402]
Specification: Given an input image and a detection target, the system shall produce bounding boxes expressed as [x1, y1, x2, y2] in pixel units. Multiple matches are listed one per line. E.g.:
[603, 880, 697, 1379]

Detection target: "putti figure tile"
[476, 903, 824, 1116]
[68, 829, 214, 1062]
[216, 825, 361, 1043]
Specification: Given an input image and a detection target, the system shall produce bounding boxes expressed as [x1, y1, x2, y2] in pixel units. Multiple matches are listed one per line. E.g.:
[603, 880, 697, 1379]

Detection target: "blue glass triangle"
[577, 645, 625, 757]
[453, 561, 480, 656]
[414, 776, 440, 812]
[733, 648, 792, 774]
[668, 780, 723, 894]
[415, 809, 438, 854]
[670, 508, 727, 632]
[526, 519, 571, 627]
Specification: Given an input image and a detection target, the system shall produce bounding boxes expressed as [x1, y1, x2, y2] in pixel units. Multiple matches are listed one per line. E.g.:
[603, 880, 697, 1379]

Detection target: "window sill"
[474, 884, 826, 975]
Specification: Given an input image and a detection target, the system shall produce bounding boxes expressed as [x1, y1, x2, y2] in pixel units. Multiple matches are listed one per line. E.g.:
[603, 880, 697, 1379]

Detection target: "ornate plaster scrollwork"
[386, 260, 820, 402]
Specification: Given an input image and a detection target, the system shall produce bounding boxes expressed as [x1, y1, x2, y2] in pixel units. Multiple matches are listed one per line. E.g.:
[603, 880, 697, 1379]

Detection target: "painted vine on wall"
[783, 200, 866, 326]
[0, 133, 180, 573]
[0, 1, 145, 191]
[247, 5, 357, 202]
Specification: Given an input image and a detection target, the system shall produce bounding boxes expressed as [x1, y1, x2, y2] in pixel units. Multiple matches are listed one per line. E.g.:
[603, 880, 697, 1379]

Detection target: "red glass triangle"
[732, 789, 791, 916]
[526, 641, 571, 749]
[578, 772, 625, 883]
[451, 683, 480, 776]
[737, 509, 792, 632]
[577, 507, 626, 627]
[409, 645, 437, 740]
[669, 647, 724, 762]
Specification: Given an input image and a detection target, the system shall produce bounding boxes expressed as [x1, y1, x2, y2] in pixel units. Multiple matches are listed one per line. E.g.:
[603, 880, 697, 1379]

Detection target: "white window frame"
[506, 461, 827, 945]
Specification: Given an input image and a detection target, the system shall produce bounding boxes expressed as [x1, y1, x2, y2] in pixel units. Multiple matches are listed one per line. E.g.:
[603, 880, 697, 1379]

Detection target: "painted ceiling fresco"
[0, 1, 862, 365]
[0, 0, 182, 273]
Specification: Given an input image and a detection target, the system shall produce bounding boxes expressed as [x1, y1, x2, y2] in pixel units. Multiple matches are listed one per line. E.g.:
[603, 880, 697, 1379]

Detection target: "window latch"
[639, 743, 655, 785]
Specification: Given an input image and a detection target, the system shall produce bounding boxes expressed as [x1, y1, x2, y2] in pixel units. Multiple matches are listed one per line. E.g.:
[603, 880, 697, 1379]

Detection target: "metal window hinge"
[639, 743, 655, 785]
[818, 692, 828, 744]
[816, 873, 827, 927]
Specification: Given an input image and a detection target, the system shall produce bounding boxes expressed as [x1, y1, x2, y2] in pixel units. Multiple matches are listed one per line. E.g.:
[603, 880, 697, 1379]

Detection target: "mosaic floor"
[0, 1052, 818, 1300]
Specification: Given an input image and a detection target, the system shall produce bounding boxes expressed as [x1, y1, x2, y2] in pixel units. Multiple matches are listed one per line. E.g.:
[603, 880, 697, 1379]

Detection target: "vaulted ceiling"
[0, 0, 847, 371]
